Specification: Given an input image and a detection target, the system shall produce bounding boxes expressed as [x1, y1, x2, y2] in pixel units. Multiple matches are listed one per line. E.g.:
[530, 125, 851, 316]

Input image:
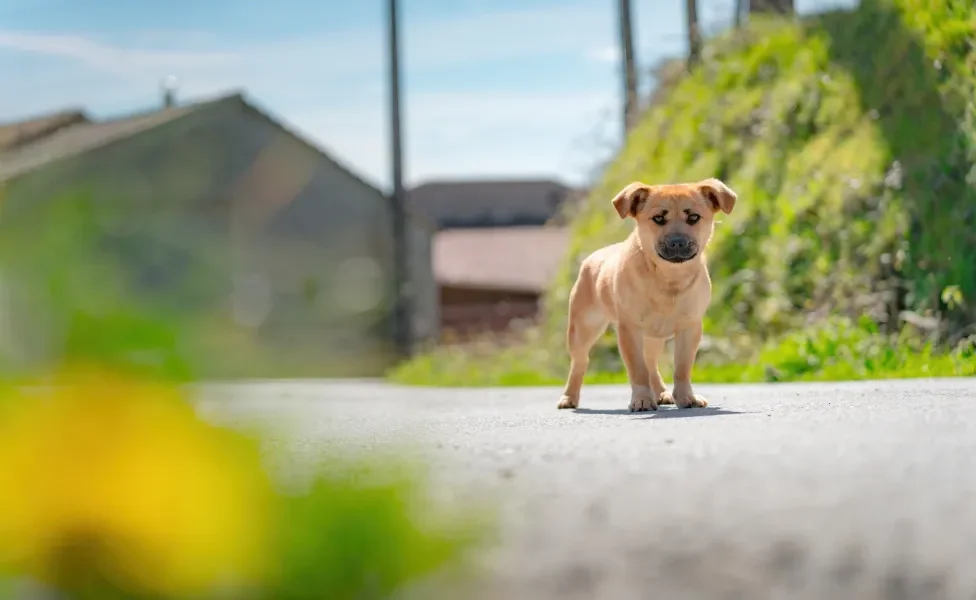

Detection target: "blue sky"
[0, 0, 855, 189]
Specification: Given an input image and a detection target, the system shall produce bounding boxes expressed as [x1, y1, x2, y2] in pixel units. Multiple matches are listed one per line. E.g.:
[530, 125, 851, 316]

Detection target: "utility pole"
[686, 0, 702, 67]
[387, 0, 412, 358]
[617, 0, 639, 134]
[735, 0, 745, 27]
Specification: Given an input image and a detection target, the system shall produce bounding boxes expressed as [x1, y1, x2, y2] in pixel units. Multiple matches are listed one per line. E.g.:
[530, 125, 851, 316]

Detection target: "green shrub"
[739, 316, 976, 382]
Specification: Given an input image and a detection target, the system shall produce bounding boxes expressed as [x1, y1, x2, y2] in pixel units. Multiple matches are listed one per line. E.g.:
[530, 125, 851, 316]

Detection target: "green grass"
[390, 316, 976, 387]
[391, 0, 976, 387]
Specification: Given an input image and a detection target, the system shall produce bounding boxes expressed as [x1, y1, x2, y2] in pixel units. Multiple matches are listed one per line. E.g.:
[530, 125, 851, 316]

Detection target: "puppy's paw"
[629, 394, 658, 412]
[669, 389, 708, 409]
[558, 395, 579, 409]
[657, 392, 675, 406]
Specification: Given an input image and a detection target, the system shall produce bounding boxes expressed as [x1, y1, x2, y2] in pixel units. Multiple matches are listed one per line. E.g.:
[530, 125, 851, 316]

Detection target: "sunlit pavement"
[196, 378, 976, 600]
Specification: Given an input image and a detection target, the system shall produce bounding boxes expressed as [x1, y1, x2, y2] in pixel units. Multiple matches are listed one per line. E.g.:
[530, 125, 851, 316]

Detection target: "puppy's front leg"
[559, 307, 608, 409]
[617, 324, 657, 412]
[642, 335, 671, 405]
[665, 322, 708, 409]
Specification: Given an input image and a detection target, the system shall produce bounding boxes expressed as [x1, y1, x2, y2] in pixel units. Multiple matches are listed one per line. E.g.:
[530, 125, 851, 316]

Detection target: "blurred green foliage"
[0, 188, 214, 382]
[272, 459, 489, 600]
[391, 0, 976, 387]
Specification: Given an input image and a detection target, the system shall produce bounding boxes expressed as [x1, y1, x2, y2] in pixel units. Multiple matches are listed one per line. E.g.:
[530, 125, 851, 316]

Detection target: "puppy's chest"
[632, 295, 698, 336]
[634, 310, 682, 337]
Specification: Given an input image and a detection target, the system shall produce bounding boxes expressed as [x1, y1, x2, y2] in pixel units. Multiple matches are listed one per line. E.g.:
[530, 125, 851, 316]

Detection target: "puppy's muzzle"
[656, 234, 698, 263]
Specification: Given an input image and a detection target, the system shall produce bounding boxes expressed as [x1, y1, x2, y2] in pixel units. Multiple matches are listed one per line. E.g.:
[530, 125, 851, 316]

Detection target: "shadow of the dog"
[572, 406, 744, 419]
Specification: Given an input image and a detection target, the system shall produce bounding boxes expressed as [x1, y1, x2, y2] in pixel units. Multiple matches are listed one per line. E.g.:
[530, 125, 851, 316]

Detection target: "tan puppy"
[557, 178, 737, 412]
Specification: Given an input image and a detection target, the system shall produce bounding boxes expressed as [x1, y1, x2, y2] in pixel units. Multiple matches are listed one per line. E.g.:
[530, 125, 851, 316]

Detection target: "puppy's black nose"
[664, 236, 690, 251]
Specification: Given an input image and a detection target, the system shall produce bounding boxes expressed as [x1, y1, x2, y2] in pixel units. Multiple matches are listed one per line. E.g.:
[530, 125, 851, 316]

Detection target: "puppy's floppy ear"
[697, 178, 737, 215]
[611, 182, 651, 220]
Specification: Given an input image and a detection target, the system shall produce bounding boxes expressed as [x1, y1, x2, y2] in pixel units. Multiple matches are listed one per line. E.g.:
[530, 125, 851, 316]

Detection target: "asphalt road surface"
[196, 378, 976, 600]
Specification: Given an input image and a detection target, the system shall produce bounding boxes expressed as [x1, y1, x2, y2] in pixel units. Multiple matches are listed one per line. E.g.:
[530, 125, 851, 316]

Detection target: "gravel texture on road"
[196, 378, 976, 600]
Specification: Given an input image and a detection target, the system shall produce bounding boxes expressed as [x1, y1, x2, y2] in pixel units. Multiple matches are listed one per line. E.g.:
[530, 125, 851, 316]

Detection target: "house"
[407, 178, 577, 229]
[408, 178, 581, 338]
[0, 91, 438, 377]
[433, 226, 570, 338]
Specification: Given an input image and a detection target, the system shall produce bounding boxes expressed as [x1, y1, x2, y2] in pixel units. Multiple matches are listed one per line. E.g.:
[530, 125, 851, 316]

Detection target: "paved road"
[197, 378, 976, 600]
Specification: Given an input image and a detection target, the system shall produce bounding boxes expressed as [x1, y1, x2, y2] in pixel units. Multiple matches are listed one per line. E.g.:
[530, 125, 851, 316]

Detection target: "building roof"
[0, 109, 91, 152]
[408, 178, 576, 229]
[0, 92, 435, 229]
[433, 225, 570, 293]
[0, 102, 205, 182]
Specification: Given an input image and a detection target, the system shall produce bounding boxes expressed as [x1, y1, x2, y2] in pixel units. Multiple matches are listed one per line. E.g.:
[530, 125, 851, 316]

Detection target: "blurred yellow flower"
[0, 365, 274, 597]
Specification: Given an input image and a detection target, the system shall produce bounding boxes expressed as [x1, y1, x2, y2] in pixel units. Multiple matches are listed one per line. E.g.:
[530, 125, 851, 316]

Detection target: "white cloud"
[0, 31, 235, 75]
[586, 45, 620, 64]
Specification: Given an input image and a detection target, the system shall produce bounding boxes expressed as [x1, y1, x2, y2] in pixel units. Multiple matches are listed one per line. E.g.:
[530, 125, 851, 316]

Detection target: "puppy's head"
[611, 178, 736, 265]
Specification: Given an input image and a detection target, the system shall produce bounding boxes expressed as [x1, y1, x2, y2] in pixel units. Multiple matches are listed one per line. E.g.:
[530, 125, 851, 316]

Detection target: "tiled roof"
[433, 225, 570, 293]
[0, 101, 212, 182]
[408, 178, 575, 228]
[0, 109, 91, 152]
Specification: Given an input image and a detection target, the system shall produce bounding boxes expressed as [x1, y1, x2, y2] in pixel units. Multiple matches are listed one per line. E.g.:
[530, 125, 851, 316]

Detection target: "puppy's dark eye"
[687, 214, 701, 225]
[651, 215, 667, 225]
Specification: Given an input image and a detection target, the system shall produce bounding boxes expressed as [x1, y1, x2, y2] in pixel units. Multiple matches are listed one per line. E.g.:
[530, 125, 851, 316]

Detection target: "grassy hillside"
[391, 0, 976, 387]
